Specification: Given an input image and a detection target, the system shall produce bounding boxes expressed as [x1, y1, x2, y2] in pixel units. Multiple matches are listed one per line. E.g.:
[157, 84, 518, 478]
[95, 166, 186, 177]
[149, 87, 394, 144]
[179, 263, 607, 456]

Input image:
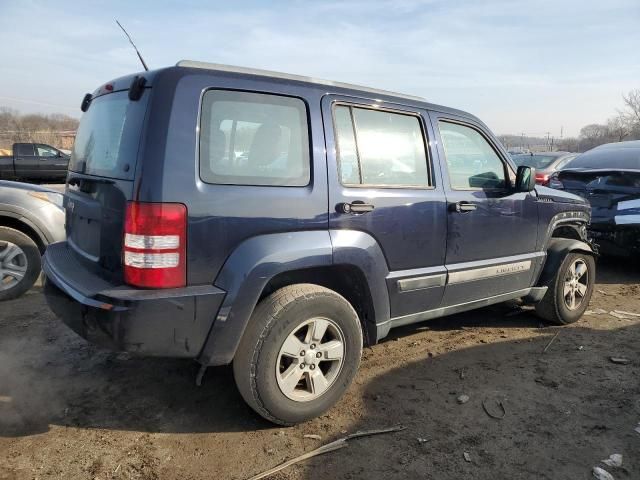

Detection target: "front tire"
[535, 252, 595, 325]
[0, 226, 41, 301]
[233, 284, 363, 425]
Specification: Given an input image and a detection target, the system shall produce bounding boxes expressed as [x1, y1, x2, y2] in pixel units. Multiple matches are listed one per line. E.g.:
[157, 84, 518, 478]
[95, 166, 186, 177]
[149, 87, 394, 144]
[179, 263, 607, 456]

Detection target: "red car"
[511, 152, 577, 186]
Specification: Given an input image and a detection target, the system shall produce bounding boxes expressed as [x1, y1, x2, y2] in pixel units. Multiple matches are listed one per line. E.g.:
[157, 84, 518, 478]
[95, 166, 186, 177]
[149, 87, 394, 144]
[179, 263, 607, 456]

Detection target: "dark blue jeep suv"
[43, 61, 595, 425]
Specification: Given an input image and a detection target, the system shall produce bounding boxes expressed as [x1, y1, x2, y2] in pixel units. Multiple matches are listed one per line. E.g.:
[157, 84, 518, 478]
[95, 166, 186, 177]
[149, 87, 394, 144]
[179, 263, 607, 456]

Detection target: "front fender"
[536, 237, 594, 286]
[0, 206, 51, 246]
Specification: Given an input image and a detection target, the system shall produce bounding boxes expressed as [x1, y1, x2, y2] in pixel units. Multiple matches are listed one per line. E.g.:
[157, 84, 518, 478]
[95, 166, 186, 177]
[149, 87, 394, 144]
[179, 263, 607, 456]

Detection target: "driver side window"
[438, 121, 506, 190]
[36, 145, 58, 157]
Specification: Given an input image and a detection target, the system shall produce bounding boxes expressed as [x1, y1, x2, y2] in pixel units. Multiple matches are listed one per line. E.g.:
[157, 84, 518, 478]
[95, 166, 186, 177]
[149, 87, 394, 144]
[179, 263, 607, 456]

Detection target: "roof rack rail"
[176, 60, 426, 103]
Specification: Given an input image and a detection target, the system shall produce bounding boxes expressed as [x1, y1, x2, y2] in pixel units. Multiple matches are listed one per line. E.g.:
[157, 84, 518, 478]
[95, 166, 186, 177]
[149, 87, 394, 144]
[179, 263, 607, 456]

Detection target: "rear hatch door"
[65, 87, 150, 283]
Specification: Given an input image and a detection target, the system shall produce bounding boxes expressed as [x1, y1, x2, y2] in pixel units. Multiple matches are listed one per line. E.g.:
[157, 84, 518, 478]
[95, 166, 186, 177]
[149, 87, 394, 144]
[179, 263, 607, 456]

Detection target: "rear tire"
[535, 252, 595, 325]
[0, 226, 41, 301]
[233, 284, 363, 425]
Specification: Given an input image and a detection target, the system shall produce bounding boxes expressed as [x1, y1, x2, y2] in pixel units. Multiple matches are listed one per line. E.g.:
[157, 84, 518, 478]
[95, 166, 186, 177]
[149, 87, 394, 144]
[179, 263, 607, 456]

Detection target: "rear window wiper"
[68, 175, 115, 186]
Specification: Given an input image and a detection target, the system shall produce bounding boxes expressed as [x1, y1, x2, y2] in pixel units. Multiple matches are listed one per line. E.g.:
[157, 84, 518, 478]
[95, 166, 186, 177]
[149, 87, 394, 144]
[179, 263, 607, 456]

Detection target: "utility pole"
[560, 126, 564, 139]
[545, 132, 551, 150]
[521, 132, 525, 152]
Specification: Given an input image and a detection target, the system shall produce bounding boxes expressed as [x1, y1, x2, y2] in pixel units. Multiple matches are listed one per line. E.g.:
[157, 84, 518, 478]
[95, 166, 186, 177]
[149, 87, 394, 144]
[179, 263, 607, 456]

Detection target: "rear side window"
[438, 121, 506, 190]
[15, 144, 35, 156]
[334, 105, 430, 187]
[199, 91, 310, 186]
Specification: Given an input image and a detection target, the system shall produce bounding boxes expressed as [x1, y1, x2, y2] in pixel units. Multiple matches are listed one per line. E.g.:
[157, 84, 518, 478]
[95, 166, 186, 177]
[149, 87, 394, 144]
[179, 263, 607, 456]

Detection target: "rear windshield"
[568, 147, 640, 170]
[70, 90, 149, 180]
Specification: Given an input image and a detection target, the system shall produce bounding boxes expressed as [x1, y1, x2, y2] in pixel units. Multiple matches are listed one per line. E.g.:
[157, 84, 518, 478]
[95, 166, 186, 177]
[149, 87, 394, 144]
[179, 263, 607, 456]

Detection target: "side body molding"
[329, 229, 391, 342]
[198, 231, 333, 365]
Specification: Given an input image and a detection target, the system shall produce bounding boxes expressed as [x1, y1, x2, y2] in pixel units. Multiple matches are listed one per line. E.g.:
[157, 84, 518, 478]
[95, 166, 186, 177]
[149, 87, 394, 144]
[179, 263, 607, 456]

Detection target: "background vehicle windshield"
[511, 154, 558, 169]
[567, 148, 640, 170]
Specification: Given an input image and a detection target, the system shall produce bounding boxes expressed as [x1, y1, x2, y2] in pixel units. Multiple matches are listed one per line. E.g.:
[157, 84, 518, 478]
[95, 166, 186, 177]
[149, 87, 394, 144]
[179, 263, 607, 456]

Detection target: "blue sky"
[0, 0, 638, 136]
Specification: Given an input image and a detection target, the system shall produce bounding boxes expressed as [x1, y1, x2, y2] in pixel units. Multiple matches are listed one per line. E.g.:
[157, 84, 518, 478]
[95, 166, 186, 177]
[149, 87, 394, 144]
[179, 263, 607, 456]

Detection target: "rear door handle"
[336, 201, 375, 214]
[450, 201, 477, 213]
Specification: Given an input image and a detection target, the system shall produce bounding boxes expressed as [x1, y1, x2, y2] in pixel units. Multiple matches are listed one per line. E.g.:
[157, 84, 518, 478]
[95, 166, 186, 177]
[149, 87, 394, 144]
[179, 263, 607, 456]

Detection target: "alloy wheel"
[0, 241, 28, 292]
[563, 258, 588, 310]
[276, 317, 345, 402]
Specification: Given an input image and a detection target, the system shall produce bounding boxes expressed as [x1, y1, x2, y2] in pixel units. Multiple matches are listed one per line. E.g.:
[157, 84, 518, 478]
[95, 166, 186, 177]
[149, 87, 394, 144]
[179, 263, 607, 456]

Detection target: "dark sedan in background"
[511, 151, 577, 186]
[0, 180, 65, 300]
[548, 141, 640, 256]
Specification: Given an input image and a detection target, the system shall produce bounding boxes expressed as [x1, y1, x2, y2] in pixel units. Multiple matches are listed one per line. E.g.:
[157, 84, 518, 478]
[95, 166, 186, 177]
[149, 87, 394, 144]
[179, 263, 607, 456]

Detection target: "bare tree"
[0, 107, 78, 150]
[622, 89, 640, 125]
[607, 113, 631, 142]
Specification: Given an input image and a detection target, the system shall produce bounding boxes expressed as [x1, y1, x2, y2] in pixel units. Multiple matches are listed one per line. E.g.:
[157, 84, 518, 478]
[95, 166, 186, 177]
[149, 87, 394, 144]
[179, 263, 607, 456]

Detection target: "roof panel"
[176, 60, 426, 103]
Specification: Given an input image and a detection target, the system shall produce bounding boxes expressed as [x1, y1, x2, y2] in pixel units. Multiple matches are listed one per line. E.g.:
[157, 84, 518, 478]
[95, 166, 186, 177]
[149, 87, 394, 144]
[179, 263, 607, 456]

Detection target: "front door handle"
[450, 201, 477, 213]
[336, 201, 375, 214]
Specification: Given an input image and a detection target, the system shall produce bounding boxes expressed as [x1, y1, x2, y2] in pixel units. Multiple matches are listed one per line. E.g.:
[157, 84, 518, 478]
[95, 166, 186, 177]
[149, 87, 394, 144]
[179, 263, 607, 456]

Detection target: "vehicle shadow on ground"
[595, 256, 640, 285]
[0, 295, 552, 439]
[0, 351, 269, 437]
[298, 320, 640, 480]
[0, 291, 270, 437]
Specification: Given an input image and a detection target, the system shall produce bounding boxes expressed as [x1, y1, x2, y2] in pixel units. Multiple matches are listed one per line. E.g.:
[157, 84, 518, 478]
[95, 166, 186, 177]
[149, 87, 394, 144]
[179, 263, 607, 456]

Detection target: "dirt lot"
[1, 258, 639, 480]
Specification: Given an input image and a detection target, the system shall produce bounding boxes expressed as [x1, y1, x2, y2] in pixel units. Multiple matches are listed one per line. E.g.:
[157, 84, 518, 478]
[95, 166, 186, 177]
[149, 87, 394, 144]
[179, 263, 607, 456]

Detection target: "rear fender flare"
[198, 230, 391, 366]
[329, 229, 391, 341]
[198, 231, 333, 366]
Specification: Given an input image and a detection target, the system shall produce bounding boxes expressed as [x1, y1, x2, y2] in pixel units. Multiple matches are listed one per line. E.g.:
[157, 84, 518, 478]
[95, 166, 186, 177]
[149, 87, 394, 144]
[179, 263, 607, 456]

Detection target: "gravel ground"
[1, 257, 639, 480]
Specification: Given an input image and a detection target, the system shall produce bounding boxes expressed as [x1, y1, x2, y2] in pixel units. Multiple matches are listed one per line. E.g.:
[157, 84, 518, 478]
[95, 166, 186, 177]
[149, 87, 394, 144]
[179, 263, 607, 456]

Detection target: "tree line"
[0, 107, 79, 151]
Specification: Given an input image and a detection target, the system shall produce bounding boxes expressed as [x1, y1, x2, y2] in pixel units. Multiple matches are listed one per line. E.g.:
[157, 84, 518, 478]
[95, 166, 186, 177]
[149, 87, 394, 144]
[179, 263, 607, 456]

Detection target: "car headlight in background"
[28, 190, 64, 208]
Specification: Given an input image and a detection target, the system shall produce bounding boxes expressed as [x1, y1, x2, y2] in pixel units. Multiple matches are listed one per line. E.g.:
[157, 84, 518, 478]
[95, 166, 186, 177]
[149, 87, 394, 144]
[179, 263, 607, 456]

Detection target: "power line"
[0, 95, 77, 112]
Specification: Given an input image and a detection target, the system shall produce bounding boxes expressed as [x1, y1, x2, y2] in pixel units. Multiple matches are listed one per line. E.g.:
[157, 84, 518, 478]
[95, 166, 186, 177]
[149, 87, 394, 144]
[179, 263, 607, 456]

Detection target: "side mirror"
[515, 165, 536, 192]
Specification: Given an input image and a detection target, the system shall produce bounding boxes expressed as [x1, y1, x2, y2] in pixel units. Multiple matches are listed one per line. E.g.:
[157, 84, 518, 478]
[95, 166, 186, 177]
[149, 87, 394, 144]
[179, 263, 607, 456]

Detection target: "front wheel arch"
[535, 251, 596, 325]
[536, 238, 595, 287]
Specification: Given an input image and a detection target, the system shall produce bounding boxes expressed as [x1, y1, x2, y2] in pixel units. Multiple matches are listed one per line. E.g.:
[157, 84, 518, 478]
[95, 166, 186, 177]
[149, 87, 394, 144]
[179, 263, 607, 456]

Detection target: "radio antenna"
[115, 20, 149, 71]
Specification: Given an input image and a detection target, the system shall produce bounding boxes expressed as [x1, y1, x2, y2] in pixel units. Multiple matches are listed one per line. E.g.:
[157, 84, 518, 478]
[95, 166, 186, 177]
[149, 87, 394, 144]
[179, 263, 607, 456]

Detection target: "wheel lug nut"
[310, 364, 316, 370]
[300, 363, 305, 369]
[300, 350, 305, 356]
[316, 352, 322, 358]
[310, 344, 316, 350]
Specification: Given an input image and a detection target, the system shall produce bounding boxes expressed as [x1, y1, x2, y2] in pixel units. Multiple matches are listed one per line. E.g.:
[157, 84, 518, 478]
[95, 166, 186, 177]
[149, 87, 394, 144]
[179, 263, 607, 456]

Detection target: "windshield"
[568, 147, 640, 170]
[70, 90, 149, 180]
[511, 154, 559, 169]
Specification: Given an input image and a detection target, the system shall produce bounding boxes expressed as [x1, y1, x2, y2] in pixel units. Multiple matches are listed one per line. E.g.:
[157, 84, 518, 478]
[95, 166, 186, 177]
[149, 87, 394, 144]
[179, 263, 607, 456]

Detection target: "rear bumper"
[43, 242, 226, 358]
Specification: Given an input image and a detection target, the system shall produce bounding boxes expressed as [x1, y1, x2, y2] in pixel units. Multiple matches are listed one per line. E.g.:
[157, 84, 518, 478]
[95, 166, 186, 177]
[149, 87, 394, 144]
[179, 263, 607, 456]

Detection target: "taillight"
[535, 172, 550, 185]
[548, 173, 564, 190]
[123, 202, 187, 288]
